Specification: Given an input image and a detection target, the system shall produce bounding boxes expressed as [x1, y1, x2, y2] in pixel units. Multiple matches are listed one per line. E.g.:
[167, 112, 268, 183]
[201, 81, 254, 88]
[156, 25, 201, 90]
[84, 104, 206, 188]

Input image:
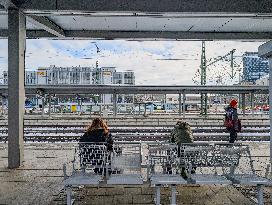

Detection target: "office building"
[242, 52, 269, 83]
[1, 65, 135, 86]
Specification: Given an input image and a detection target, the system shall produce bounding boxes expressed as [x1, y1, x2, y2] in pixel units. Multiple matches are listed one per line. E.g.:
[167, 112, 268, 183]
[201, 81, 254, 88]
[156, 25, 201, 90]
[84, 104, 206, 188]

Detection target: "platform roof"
[0, 0, 272, 40]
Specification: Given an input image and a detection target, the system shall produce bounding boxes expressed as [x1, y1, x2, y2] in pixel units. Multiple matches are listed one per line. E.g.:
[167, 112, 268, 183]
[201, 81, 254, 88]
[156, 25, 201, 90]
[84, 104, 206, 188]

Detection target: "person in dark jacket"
[79, 118, 113, 174]
[225, 99, 240, 143]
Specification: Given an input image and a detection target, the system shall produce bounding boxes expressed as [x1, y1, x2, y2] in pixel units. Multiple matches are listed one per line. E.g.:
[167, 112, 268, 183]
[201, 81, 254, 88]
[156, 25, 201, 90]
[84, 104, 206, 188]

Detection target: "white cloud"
[0, 39, 266, 85]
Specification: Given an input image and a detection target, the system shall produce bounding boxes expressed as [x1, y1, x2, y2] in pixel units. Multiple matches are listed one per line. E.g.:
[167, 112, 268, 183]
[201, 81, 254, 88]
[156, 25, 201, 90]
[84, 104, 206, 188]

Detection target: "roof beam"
[27, 15, 65, 37]
[0, 30, 272, 40]
[17, 0, 272, 14]
[19, 30, 272, 40]
[63, 30, 272, 41]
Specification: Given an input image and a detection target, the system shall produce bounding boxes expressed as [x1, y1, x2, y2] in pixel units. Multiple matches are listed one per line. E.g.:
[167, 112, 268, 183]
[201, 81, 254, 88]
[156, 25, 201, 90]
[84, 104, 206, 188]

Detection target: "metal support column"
[41, 97, 45, 116]
[0, 95, 3, 116]
[178, 93, 181, 117]
[133, 94, 135, 116]
[80, 98, 83, 114]
[113, 93, 117, 117]
[144, 103, 147, 116]
[155, 186, 160, 205]
[8, 9, 26, 168]
[171, 185, 177, 205]
[269, 58, 272, 167]
[183, 92, 186, 118]
[242, 93, 246, 117]
[48, 94, 51, 117]
[256, 185, 264, 205]
[250, 93, 254, 116]
[258, 41, 272, 172]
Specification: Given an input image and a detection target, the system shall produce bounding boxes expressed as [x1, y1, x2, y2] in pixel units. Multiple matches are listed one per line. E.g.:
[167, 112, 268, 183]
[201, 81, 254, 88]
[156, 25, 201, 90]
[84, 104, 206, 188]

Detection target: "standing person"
[224, 99, 241, 143]
[79, 118, 113, 174]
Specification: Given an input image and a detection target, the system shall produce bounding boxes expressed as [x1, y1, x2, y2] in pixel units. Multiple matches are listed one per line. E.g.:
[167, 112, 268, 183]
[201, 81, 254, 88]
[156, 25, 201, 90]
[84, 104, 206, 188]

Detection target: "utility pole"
[200, 41, 207, 115]
[230, 49, 235, 79]
[198, 43, 236, 115]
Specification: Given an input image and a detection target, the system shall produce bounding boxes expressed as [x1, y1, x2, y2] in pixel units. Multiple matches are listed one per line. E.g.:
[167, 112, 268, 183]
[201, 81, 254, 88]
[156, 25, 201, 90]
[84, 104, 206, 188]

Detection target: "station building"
[0, 65, 135, 105]
[0, 65, 135, 86]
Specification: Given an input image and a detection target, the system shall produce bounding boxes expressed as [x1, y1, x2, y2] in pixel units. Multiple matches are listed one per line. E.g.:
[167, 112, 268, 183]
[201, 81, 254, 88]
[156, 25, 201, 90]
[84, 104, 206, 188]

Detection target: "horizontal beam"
[0, 85, 269, 95]
[17, 0, 272, 14]
[27, 15, 65, 37]
[0, 29, 272, 40]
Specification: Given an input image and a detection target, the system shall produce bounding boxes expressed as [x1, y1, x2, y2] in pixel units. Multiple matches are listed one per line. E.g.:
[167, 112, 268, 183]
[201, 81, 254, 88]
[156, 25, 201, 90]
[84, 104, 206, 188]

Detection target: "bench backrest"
[147, 142, 178, 176]
[73, 142, 108, 174]
[110, 142, 142, 175]
[180, 143, 213, 169]
[213, 143, 243, 166]
[211, 143, 255, 176]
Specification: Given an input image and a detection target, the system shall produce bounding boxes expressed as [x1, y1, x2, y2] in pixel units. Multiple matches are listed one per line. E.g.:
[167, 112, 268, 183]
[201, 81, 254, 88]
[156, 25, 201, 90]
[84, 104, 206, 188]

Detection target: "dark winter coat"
[225, 106, 240, 132]
[80, 128, 113, 151]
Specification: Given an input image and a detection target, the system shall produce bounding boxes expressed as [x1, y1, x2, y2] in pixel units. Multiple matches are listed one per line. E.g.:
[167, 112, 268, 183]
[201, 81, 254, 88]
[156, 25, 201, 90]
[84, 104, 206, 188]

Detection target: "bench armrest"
[265, 163, 271, 178]
[63, 163, 68, 180]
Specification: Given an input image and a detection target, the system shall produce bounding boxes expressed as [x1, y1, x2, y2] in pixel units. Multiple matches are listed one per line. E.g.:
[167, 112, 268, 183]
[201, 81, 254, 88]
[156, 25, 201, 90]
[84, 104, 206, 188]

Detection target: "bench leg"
[66, 186, 72, 205]
[155, 186, 161, 205]
[256, 184, 264, 205]
[171, 185, 176, 205]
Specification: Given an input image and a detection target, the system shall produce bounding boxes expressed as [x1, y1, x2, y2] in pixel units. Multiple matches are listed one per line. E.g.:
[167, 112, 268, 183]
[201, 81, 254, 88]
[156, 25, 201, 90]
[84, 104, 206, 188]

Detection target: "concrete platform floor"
[0, 142, 271, 205]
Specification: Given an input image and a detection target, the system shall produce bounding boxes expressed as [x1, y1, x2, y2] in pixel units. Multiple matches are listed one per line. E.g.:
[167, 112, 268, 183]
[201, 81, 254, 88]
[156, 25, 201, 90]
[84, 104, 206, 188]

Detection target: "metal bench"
[183, 142, 271, 205]
[181, 142, 233, 185]
[215, 143, 271, 205]
[62, 141, 271, 205]
[106, 142, 143, 185]
[63, 143, 109, 205]
[147, 142, 187, 205]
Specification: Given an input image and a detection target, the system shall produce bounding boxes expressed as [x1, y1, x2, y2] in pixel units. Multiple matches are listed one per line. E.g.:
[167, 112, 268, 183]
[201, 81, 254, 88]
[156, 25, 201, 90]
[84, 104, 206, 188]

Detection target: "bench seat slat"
[190, 174, 232, 185]
[64, 174, 102, 185]
[150, 175, 187, 185]
[228, 174, 271, 185]
[107, 174, 143, 185]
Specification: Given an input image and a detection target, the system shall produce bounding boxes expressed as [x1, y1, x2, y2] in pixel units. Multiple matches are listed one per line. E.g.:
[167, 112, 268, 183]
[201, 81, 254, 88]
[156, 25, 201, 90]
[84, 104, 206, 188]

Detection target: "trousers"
[229, 129, 237, 143]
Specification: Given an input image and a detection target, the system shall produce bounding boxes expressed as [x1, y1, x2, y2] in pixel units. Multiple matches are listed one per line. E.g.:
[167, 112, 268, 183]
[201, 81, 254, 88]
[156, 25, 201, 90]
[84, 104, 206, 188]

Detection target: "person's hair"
[86, 118, 109, 135]
[176, 120, 189, 127]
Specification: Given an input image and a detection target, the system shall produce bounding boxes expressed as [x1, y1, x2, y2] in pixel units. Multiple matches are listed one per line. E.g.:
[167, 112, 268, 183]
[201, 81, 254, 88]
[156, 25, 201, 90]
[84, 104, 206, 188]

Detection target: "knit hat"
[230, 99, 238, 107]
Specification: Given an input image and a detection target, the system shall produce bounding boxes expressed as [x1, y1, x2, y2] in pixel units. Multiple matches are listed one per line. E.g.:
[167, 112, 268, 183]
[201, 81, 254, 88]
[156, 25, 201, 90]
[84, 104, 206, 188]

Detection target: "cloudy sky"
[0, 39, 265, 85]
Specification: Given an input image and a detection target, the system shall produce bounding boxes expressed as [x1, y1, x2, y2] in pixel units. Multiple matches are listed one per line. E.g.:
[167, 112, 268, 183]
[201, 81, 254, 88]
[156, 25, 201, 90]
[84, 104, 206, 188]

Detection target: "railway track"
[0, 116, 269, 142]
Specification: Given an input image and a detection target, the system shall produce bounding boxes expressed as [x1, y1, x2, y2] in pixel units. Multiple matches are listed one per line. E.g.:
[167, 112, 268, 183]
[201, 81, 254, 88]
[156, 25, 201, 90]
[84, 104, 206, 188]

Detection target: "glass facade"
[242, 52, 269, 83]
